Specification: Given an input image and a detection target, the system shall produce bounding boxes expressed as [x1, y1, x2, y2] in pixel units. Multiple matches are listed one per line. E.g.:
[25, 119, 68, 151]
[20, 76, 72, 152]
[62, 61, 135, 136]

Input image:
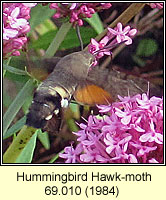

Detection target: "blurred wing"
[27, 56, 61, 81]
[74, 83, 113, 105]
[86, 66, 161, 101]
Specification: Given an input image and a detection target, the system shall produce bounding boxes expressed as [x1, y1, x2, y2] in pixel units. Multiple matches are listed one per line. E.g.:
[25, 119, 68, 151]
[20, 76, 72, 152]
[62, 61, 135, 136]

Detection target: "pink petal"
[129, 29, 137, 36]
[100, 36, 109, 45]
[104, 51, 111, 55]
[70, 3, 78, 10]
[150, 96, 162, 104]
[106, 145, 115, 154]
[155, 133, 163, 144]
[107, 27, 118, 35]
[121, 115, 131, 125]
[80, 154, 94, 162]
[134, 125, 145, 132]
[82, 140, 94, 145]
[23, 3, 37, 7]
[128, 154, 138, 163]
[115, 108, 126, 117]
[142, 93, 148, 101]
[91, 38, 99, 47]
[96, 155, 108, 162]
[3, 28, 18, 40]
[11, 7, 20, 18]
[79, 123, 86, 128]
[119, 136, 132, 144]
[11, 18, 28, 28]
[138, 149, 144, 156]
[123, 26, 130, 34]
[116, 35, 122, 43]
[104, 133, 114, 144]
[123, 142, 128, 152]
[148, 158, 159, 163]
[124, 36, 132, 45]
[74, 144, 83, 155]
[149, 121, 155, 132]
[139, 133, 151, 142]
[117, 22, 122, 32]
[156, 133, 163, 141]
[17, 18, 28, 26]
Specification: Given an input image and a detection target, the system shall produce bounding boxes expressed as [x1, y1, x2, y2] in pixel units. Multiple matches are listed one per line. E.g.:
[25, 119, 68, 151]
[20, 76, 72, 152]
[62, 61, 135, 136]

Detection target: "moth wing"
[86, 65, 161, 100]
[73, 82, 113, 105]
[27, 56, 61, 81]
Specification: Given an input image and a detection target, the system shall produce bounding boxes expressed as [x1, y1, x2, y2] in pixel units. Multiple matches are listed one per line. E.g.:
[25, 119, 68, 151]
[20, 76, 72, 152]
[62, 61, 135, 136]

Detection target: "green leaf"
[48, 150, 64, 163]
[29, 4, 55, 32]
[15, 131, 38, 163]
[45, 22, 72, 57]
[22, 95, 33, 114]
[85, 12, 104, 34]
[3, 79, 35, 136]
[69, 103, 80, 119]
[3, 89, 12, 108]
[67, 118, 79, 132]
[37, 130, 50, 150]
[31, 26, 97, 51]
[60, 26, 97, 50]
[5, 71, 29, 83]
[3, 116, 26, 140]
[30, 29, 58, 50]
[136, 38, 158, 57]
[132, 55, 146, 67]
[3, 57, 11, 77]
[35, 19, 57, 35]
[3, 64, 27, 75]
[3, 126, 37, 163]
[4, 56, 29, 83]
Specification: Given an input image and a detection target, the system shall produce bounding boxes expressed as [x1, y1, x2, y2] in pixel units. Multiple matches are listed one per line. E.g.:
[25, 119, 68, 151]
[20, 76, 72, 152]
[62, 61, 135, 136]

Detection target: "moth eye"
[43, 103, 50, 108]
[45, 114, 53, 120]
[61, 98, 69, 108]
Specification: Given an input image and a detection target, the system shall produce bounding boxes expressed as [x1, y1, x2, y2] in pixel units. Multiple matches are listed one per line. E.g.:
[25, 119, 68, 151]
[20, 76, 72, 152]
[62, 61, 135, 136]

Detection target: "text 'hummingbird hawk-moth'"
[26, 49, 161, 132]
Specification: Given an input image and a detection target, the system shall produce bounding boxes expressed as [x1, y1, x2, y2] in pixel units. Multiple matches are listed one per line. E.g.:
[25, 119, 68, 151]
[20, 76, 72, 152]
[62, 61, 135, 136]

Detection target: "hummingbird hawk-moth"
[26, 49, 161, 132]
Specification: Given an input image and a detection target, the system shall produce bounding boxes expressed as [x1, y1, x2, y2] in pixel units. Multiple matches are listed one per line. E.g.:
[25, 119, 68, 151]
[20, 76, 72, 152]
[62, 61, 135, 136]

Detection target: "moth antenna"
[76, 24, 83, 51]
[127, 88, 130, 97]
[147, 82, 150, 97]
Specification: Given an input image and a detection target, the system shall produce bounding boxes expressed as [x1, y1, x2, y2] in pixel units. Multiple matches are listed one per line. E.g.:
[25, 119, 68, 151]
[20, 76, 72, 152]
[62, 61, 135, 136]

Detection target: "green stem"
[45, 21, 72, 57]
[3, 57, 11, 77]
[48, 150, 64, 163]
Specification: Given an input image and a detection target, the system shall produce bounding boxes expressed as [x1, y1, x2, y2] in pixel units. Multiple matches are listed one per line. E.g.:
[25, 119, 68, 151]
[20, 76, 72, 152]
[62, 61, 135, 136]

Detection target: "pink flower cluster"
[50, 3, 112, 26]
[59, 93, 163, 163]
[88, 22, 137, 65]
[3, 3, 37, 58]
[147, 3, 163, 9]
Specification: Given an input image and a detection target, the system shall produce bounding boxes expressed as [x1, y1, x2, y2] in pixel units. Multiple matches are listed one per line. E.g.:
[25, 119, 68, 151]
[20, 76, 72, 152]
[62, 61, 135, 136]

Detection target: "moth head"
[26, 109, 47, 129]
[26, 91, 62, 129]
[79, 50, 96, 67]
